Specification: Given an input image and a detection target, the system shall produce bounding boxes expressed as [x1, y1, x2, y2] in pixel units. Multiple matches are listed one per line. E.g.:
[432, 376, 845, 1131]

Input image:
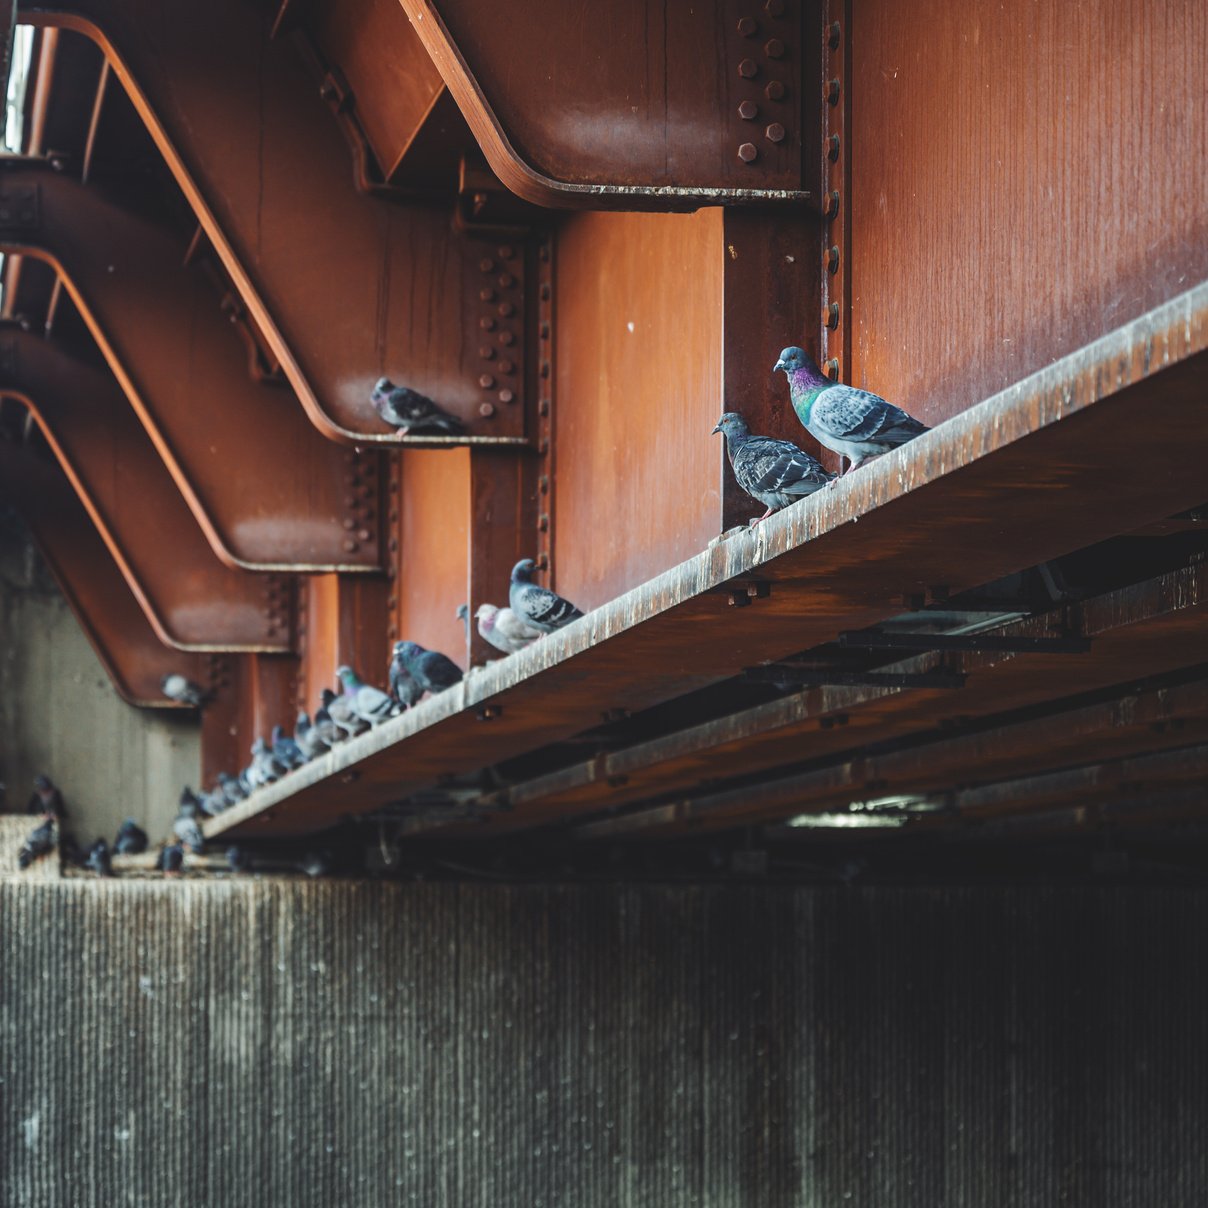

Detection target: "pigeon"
[114, 818, 148, 855]
[248, 737, 286, 787]
[509, 558, 584, 633]
[196, 786, 227, 818]
[173, 795, 206, 853]
[774, 347, 929, 474]
[370, 378, 464, 436]
[474, 603, 542, 655]
[18, 817, 56, 870]
[395, 641, 463, 697]
[388, 644, 424, 710]
[457, 603, 471, 639]
[226, 845, 252, 874]
[297, 850, 332, 878]
[295, 711, 329, 762]
[27, 774, 66, 818]
[322, 685, 368, 739]
[86, 839, 112, 877]
[159, 844, 184, 876]
[311, 703, 341, 748]
[336, 666, 397, 726]
[161, 672, 206, 708]
[712, 412, 835, 524]
[217, 772, 247, 807]
[271, 723, 306, 771]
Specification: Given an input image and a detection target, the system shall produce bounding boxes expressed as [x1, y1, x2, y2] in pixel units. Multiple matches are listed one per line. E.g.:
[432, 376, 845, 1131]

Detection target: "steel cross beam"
[0, 331, 293, 652]
[0, 440, 206, 706]
[0, 159, 382, 572]
[20, 0, 534, 444]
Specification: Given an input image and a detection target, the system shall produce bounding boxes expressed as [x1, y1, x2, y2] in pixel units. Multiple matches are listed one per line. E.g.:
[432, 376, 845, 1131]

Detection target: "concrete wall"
[1, 881, 1204, 1207]
[0, 511, 199, 847]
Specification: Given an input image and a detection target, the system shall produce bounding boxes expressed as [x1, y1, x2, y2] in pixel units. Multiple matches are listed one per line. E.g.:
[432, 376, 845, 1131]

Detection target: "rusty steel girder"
[20, 0, 535, 444]
[0, 331, 294, 652]
[400, 0, 815, 209]
[0, 440, 206, 707]
[0, 158, 383, 573]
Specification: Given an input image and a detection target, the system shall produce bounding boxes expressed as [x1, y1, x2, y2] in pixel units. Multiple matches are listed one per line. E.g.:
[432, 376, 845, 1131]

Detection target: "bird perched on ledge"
[336, 665, 397, 727]
[712, 412, 834, 525]
[774, 346, 928, 474]
[370, 378, 464, 436]
[27, 774, 66, 819]
[509, 559, 584, 634]
[394, 641, 463, 699]
[161, 673, 206, 708]
[18, 817, 55, 870]
[475, 603, 543, 655]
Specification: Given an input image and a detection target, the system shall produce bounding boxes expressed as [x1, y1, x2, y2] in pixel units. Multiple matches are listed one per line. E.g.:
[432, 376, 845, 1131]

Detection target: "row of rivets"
[734, 3, 794, 165]
[535, 236, 554, 573]
[474, 243, 524, 419]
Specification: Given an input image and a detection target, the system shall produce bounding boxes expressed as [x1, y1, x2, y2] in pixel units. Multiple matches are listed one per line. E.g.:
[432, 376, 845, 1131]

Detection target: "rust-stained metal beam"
[203, 281, 1208, 838]
[0, 440, 204, 707]
[0, 330, 293, 652]
[20, 0, 536, 444]
[0, 158, 382, 572]
[399, 0, 816, 209]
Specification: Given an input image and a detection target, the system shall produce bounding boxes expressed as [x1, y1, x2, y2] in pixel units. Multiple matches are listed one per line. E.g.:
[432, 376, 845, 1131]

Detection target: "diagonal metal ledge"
[205, 281, 1208, 838]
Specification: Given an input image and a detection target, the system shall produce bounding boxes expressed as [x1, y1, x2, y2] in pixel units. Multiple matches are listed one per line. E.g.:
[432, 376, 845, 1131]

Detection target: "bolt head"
[497, 245, 515, 260]
[765, 80, 786, 101]
[737, 58, 758, 79]
[765, 122, 786, 143]
[764, 37, 785, 58]
[479, 258, 494, 272]
[479, 288, 495, 301]
[737, 142, 758, 163]
[479, 345, 496, 359]
[479, 374, 496, 389]
[498, 302, 515, 317]
[738, 100, 759, 120]
[736, 16, 757, 36]
[479, 402, 496, 418]
[480, 317, 496, 331]
[499, 389, 515, 404]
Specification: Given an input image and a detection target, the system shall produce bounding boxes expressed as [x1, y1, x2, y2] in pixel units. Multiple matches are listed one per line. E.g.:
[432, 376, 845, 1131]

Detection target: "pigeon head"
[320, 687, 337, 707]
[394, 640, 423, 662]
[33, 773, 52, 792]
[296, 710, 310, 728]
[711, 412, 750, 439]
[271, 724, 285, 744]
[773, 346, 812, 374]
[475, 604, 498, 625]
[511, 558, 537, 583]
[179, 786, 199, 806]
[250, 737, 269, 756]
[335, 665, 360, 690]
[456, 603, 469, 622]
[371, 377, 394, 398]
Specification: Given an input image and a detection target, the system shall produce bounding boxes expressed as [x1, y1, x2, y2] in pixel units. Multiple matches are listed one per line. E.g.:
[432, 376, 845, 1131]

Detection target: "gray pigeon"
[509, 559, 584, 633]
[159, 844, 184, 876]
[712, 412, 835, 524]
[457, 603, 470, 638]
[475, 603, 542, 654]
[161, 673, 206, 708]
[322, 685, 368, 738]
[295, 711, 329, 761]
[173, 797, 206, 853]
[27, 774, 66, 818]
[388, 644, 424, 710]
[311, 702, 341, 747]
[217, 772, 247, 807]
[395, 641, 463, 697]
[86, 839, 112, 877]
[196, 786, 227, 818]
[114, 818, 148, 855]
[774, 346, 929, 473]
[335, 666, 397, 726]
[248, 738, 286, 787]
[370, 378, 464, 435]
[271, 724, 306, 770]
[18, 817, 56, 870]
[226, 845, 252, 874]
[297, 850, 332, 878]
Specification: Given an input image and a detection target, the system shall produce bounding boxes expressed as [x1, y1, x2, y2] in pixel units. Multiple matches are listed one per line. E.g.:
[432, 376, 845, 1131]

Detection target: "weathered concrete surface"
[0, 881, 1205, 1207]
[0, 513, 199, 845]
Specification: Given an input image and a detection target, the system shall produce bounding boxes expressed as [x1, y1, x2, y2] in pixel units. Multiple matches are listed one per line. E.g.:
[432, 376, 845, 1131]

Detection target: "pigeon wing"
[737, 437, 833, 497]
[513, 582, 583, 629]
[812, 386, 928, 445]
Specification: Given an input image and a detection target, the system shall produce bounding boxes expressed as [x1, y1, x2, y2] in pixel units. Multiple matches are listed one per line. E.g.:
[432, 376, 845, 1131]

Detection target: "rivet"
[827, 245, 840, 273]
[539, 284, 551, 301]
[826, 358, 840, 381]
[538, 513, 550, 532]
[499, 389, 515, 404]
[538, 438, 550, 455]
[358, 529, 371, 542]
[737, 142, 758, 163]
[479, 345, 496, 359]
[765, 122, 786, 143]
[479, 374, 496, 388]
[825, 78, 841, 105]
[764, 0, 785, 15]
[828, 21, 841, 49]
[479, 258, 494, 272]
[540, 361, 551, 378]
[388, 537, 399, 552]
[538, 244, 551, 262]
[498, 331, 515, 346]
[343, 518, 356, 531]
[497, 273, 514, 288]
[536, 553, 549, 570]
[480, 317, 496, 330]
[828, 133, 841, 161]
[343, 539, 358, 553]
[764, 37, 785, 58]
[497, 245, 515, 260]
[498, 302, 515, 317]
[538, 399, 550, 416]
[736, 16, 757, 36]
[499, 359, 515, 374]
[825, 302, 840, 329]
[389, 509, 399, 523]
[824, 190, 840, 218]
[538, 474, 550, 495]
[738, 100, 759, 120]
[479, 402, 496, 417]
[539, 321, 550, 340]
[737, 58, 758, 79]
[479, 288, 495, 302]
[766, 80, 786, 101]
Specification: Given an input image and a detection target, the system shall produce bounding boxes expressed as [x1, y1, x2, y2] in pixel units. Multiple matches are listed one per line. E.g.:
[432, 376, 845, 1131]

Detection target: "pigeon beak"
[773, 359, 786, 372]
[710, 423, 722, 435]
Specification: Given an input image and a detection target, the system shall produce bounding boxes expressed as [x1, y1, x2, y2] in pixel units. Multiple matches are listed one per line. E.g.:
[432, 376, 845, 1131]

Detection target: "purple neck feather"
[788, 362, 829, 391]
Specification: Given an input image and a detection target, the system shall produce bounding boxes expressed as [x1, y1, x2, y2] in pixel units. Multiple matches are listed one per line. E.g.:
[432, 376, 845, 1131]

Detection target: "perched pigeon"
[271, 724, 306, 771]
[18, 818, 55, 870]
[475, 603, 542, 655]
[27, 774, 66, 818]
[311, 703, 341, 748]
[388, 644, 424, 710]
[226, 845, 252, 874]
[457, 603, 471, 639]
[297, 850, 332, 878]
[196, 786, 226, 818]
[295, 711, 329, 762]
[114, 818, 148, 855]
[159, 844, 184, 876]
[86, 839, 112, 877]
[509, 559, 584, 634]
[322, 685, 368, 739]
[217, 772, 247, 807]
[173, 795, 206, 853]
[161, 673, 206, 708]
[712, 412, 835, 524]
[248, 737, 286, 788]
[774, 347, 929, 474]
[395, 641, 463, 697]
[336, 666, 397, 727]
[370, 378, 464, 436]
